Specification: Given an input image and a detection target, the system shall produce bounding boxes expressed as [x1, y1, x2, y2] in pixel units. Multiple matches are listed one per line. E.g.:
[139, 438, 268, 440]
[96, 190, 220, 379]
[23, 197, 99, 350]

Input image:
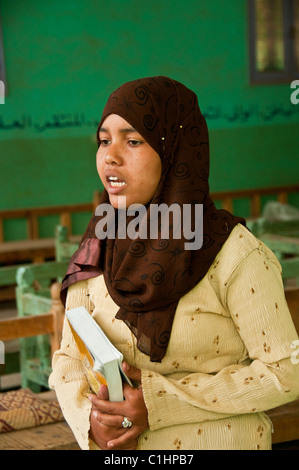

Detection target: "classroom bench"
[1, 184, 298, 266]
[0, 390, 79, 450]
[0, 191, 100, 301]
[0, 190, 100, 265]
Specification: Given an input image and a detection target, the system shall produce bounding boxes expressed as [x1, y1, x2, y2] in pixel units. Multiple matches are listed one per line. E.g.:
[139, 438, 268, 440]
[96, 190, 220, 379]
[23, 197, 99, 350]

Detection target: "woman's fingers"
[90, 407, 138, 450]
[89, 407, 128, 450]
[89, 394, 122, 415]
[107, 427, 138, 450]
[97, 384, 109, 400]
[88, 362, 148, 451]
[88, 373, 142, 451]
[122, 361, 142, 382]
[92, 407, 124, 428]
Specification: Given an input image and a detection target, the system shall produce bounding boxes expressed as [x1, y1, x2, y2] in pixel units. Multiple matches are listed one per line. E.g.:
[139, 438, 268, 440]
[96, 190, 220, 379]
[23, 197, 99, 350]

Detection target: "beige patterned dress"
[49, 224, 299, 450]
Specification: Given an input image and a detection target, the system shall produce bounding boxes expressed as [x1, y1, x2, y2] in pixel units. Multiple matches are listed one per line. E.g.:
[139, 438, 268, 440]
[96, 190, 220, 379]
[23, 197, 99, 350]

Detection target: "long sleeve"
[141, 245, 299, 432]
[49, 224, 299, 449]
[49, 280, 94, 450]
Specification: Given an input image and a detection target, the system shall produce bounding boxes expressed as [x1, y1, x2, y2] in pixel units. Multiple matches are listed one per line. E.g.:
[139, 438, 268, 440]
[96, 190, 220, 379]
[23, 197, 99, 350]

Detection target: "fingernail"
[107, 441, 114, 448]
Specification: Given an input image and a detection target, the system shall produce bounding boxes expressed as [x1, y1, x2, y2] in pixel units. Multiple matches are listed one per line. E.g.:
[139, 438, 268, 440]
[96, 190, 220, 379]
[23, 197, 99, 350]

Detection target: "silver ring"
[122, 416, 133, 428]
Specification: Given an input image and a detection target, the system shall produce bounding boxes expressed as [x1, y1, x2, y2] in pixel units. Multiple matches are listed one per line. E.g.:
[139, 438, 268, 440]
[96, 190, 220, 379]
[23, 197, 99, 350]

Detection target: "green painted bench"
[0, 265, 28, 388]
[0, 226, 77, 389]
[55, 225, 79, 262]
[0, 263, 28, 302]
[0, 224, 80, 302]
[247, 203, 299, 286]
[15, 261, 68, 392]
[258, 234, 299, 286]
[247, 218, 299, 239]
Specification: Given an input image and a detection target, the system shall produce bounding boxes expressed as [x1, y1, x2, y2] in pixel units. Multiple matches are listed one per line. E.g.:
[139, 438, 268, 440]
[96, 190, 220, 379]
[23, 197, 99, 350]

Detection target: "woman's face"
[96, 114, 162, 209]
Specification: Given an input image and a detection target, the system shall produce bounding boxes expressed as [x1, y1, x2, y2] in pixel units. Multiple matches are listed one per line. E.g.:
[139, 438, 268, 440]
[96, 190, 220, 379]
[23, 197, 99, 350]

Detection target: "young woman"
[49, 76, 299, 450]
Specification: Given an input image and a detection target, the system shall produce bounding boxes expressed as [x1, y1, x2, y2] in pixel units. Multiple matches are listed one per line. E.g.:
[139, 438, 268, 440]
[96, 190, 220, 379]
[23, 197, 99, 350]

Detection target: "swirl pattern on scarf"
[60, 76, 246, 362]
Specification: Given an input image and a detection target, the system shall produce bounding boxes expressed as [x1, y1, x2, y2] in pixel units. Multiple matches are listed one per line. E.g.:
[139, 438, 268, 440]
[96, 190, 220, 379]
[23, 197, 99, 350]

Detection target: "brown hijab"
[61, 76, 246, 362]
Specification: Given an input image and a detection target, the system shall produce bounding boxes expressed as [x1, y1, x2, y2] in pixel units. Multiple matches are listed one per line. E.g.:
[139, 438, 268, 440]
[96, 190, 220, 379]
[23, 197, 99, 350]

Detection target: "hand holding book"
[66, 306, 133, 401]
[88, 362, 149, 450]
[65, 307, 149, 449]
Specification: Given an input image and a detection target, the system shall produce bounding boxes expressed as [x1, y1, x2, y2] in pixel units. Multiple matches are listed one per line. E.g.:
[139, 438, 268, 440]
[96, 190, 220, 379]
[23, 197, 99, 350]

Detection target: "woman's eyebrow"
[99, 126, 138, 134]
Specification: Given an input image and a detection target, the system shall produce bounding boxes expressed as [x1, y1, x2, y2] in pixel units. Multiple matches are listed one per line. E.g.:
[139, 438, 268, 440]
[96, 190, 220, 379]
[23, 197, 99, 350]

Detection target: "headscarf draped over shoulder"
[61, 76, 246, 362]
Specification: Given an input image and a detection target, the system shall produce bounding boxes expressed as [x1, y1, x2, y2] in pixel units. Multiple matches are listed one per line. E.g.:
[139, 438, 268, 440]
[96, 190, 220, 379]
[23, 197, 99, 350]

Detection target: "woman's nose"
[105, 143, 122, 165]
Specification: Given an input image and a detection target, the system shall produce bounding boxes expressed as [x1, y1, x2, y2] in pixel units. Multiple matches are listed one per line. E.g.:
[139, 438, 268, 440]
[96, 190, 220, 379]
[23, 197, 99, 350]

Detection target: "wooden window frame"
[0, 14, 6, 97]
[248, 0, 299, 84]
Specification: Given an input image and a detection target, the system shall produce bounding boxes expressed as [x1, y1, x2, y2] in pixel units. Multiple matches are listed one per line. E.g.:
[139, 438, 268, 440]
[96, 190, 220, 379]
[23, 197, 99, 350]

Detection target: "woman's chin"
[107, 191, 150, 209]
[108, 194, 130, 209]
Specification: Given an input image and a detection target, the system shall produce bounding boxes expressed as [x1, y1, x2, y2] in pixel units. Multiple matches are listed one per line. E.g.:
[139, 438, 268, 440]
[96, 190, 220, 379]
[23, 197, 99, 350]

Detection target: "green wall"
[0, 0, 298, 234]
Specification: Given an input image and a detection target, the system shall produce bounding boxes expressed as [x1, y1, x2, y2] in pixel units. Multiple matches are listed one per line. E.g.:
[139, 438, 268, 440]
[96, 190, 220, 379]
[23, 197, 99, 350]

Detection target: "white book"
[66, 306, 132, 402]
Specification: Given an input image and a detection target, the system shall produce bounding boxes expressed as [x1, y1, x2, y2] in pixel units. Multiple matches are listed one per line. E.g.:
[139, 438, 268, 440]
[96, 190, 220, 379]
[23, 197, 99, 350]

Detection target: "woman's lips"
[106, 175, 127, 194]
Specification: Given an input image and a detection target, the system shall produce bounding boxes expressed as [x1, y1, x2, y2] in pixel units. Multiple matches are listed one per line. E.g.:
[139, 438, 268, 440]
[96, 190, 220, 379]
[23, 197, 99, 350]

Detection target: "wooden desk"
[267, 400, 299, 445]
[0, 238, 55, 264]
[0, 236, 81, 265]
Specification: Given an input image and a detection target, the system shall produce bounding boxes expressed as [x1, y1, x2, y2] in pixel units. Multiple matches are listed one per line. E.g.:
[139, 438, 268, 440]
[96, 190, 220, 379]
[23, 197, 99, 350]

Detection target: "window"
[249, 0, 299, 83]
[0, 15, 6, 101]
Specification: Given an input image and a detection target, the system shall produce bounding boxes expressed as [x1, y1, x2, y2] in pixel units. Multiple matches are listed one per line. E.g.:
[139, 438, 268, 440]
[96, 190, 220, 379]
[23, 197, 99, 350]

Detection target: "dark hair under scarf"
[61, 76, 246, 362]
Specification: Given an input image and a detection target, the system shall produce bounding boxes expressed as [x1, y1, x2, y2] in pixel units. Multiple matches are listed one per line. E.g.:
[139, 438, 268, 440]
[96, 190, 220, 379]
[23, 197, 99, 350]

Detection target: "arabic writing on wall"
[0, 104, 299, 134]
[0, 113, 98, 132]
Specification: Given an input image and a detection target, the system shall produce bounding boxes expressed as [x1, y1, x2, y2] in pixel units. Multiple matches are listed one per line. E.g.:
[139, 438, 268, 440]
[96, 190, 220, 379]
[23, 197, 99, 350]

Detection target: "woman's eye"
[99, 139, 110, 146]
[128, 140, 142, 146]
